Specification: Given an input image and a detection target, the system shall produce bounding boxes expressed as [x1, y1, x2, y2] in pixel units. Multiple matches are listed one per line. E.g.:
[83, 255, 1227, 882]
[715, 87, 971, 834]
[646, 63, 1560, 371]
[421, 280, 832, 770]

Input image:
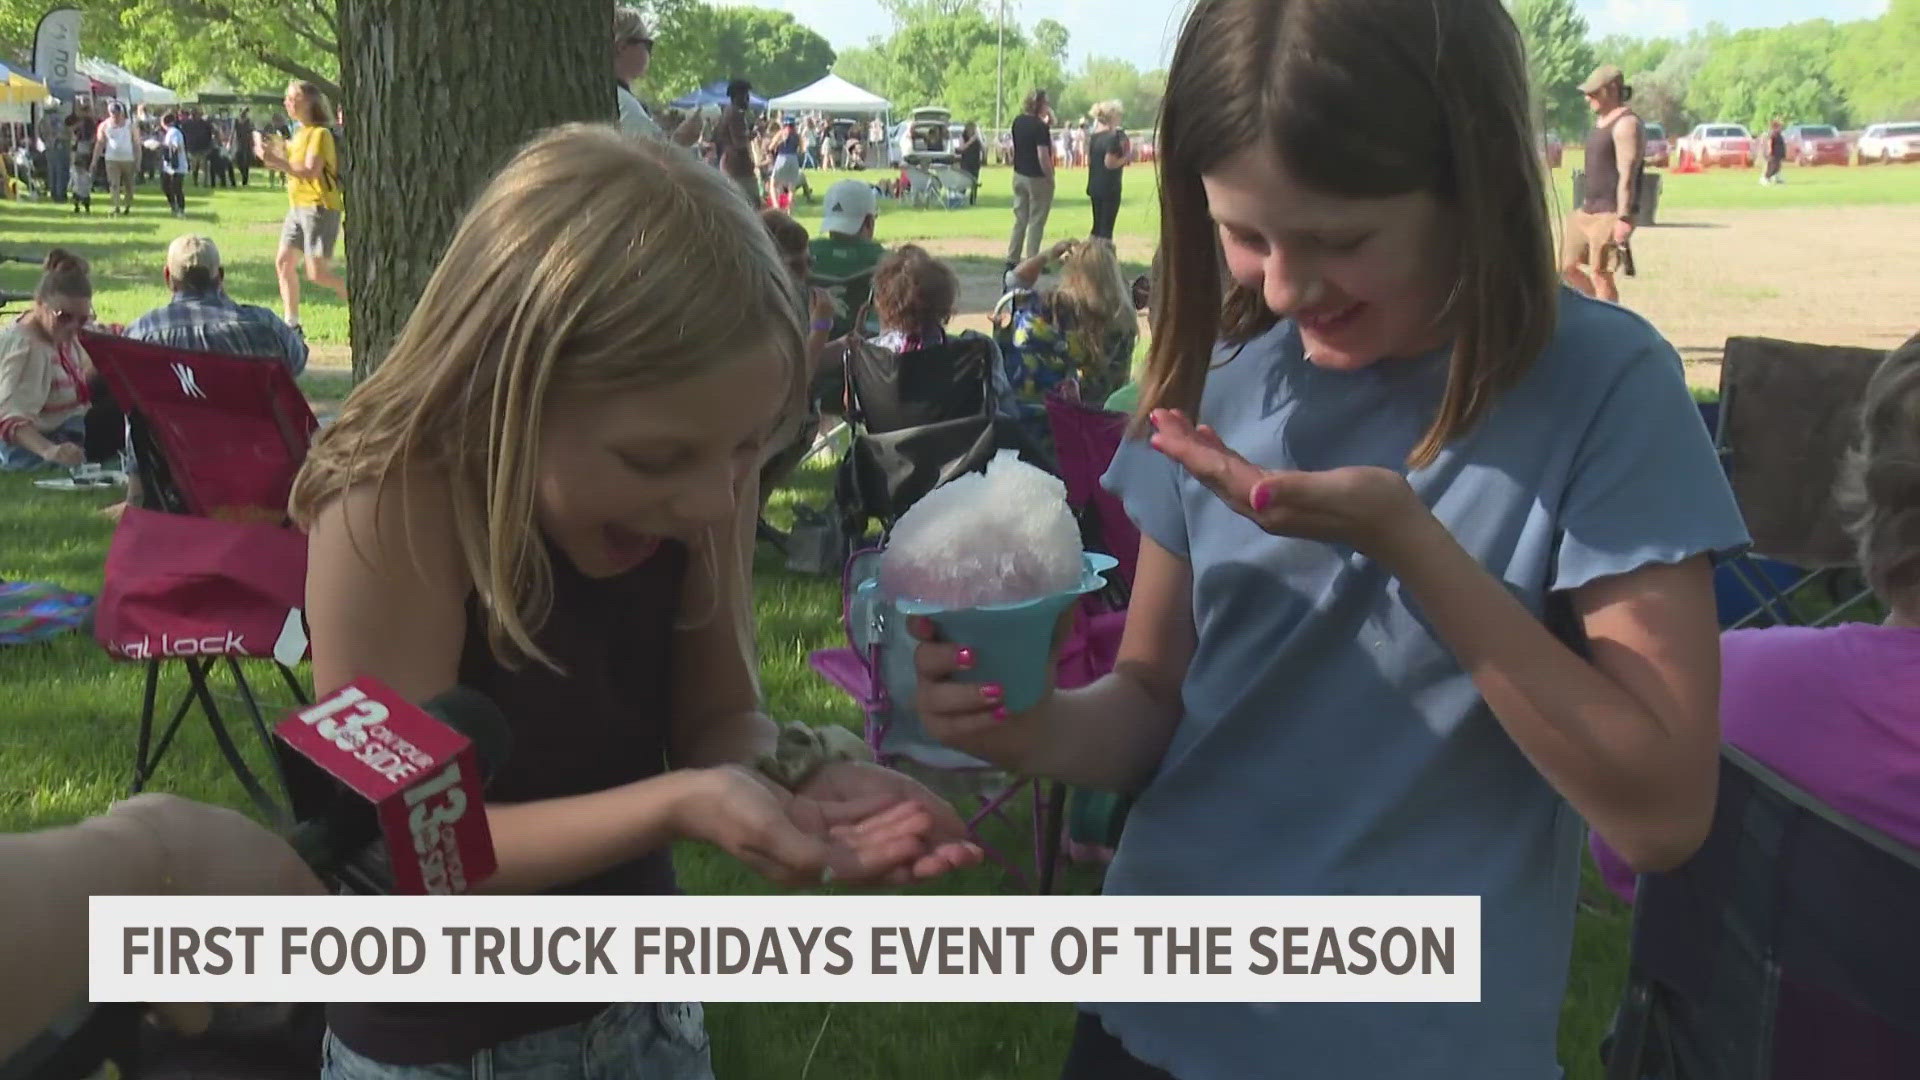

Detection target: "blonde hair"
[1140, 0, 1556, 466]
[290, 124, 805, 669]
[1054, 238, 1135, 365]
[1091, 100, 1124, 126]
[287, 81, 331, 126]
[613, 5, 648, 43]
[1835, 332, 1920, 612]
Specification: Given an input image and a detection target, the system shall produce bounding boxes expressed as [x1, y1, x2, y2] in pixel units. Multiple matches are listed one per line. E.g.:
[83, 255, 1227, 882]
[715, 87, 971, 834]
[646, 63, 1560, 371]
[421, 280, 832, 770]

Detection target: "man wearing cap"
[107, 237, 306, 514]
[808, 179, 885, 337]
[1561, 64, 1643, 304]
[126, 236, 307, 375]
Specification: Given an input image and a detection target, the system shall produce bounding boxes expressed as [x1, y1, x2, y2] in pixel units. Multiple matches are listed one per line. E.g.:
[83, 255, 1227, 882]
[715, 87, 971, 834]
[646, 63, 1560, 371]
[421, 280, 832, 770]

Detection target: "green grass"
[6, 154, 1913, 357]
[0, 164, 1653, 1080]
[1, 182, 352, 349]
[1555, 148, 1920, 213]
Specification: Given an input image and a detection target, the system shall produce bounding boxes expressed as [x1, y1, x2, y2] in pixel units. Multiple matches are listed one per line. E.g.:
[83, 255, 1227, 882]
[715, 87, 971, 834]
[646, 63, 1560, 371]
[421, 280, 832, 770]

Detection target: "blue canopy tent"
[668, 80, 768, 111]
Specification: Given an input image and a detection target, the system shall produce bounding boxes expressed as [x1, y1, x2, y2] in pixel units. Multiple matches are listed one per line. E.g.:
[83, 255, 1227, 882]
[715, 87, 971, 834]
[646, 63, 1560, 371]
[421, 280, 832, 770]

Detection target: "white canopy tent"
[767, 73, 889, 116]
[78, 57, 178, 105]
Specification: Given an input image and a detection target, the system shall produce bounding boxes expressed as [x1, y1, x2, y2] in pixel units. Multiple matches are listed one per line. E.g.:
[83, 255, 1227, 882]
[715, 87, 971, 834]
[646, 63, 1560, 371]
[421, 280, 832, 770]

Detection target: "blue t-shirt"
[1096, 289, 1749, 1078]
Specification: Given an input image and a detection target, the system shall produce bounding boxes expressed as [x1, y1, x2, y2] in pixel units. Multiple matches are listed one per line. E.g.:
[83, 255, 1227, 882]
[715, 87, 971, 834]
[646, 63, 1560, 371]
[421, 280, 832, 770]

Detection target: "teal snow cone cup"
[876, 552, 1118, 714]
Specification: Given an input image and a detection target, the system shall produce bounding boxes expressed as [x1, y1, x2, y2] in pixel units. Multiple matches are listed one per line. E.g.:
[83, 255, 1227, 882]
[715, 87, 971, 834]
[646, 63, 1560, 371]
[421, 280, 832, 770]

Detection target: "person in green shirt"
[808, 179, 885, 337]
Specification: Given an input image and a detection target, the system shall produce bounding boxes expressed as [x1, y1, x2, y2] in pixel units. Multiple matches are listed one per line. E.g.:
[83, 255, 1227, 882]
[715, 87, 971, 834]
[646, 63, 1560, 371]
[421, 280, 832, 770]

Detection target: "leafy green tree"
[1686, 22, 1850, 130]
[701, 6, 834, 98]
[1831, 0, 1920, 121]
[832, 2, 1063, 128]
[1508, 0, 1597, 138]
[1056, 56, 1164, 130]
[1591, 33, 1675, 83]
[112, 0, 337, 98]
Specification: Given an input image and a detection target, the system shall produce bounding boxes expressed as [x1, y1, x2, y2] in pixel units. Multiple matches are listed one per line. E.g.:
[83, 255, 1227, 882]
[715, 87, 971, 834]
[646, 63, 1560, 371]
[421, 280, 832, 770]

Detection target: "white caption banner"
[93, 894, 1479, 1003]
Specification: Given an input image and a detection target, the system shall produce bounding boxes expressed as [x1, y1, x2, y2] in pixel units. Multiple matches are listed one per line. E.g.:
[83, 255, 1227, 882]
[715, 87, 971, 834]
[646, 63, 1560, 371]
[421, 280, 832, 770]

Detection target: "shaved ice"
[877, 451, 1083, 608]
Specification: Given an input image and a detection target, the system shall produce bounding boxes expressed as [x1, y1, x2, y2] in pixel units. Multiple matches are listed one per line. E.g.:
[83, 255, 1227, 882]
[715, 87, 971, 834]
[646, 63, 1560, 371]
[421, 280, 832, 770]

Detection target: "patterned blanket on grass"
[0, 581, 93, 645]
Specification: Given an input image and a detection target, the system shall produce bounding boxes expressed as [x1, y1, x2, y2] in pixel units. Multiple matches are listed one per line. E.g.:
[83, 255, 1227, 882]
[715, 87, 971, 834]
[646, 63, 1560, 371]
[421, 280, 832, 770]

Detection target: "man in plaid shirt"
[105, 235, 309, 515]
[125, 236, 308, 375]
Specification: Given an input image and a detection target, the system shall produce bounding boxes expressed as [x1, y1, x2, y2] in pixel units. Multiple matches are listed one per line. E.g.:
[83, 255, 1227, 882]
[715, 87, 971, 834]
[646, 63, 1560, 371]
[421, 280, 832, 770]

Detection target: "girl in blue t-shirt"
[911, 0, 1748, 1076]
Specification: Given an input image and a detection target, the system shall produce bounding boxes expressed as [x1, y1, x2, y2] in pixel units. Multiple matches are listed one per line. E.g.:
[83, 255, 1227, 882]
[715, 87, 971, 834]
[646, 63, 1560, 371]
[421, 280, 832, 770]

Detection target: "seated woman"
[1590, 329, 1920, 905]
[1000, 236, 1138, 407]
[0, 249, 98, 471]
[868, 244, 1019, 422]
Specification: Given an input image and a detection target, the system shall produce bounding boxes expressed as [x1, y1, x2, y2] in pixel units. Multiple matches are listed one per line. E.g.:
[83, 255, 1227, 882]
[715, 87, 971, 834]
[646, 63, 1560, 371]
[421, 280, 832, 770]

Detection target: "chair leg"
[276, 661, 310, 706]
[130, 660, 161, 793]
[226, 655, 294, 827]
[136, 662, 200, 794]
[184, 657, 284, 822]
[1037, 780, 1068, 895]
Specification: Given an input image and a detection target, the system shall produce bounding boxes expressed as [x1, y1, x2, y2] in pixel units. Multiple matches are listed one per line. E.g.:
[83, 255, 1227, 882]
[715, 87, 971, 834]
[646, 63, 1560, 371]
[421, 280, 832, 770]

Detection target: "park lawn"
[6, 152, 1916, 356]
[1, 182, 351, 348]
[0, 156, 1653, 1079]
[1555, 147, 1920, 213]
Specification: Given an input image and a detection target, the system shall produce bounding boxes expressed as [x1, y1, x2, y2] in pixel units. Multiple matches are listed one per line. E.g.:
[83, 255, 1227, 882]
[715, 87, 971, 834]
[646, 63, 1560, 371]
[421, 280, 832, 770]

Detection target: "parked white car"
[1855, 122, 1920, 165]
[1679, 122, 1754, 168]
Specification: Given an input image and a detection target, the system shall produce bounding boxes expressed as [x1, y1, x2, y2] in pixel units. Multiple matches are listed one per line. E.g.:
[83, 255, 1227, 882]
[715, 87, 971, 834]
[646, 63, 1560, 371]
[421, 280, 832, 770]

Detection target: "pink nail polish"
[980, 683, 1003, 703]
[956, 647, 975, 669]
[1250, 483, 1271, 512]
[993, 706, 1010, 722]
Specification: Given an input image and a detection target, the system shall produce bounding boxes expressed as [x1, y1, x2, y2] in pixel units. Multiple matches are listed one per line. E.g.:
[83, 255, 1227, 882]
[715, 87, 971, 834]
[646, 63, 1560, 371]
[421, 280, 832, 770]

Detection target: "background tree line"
[1, 0, 1169, 135]
[1513, 0, 1920, 139]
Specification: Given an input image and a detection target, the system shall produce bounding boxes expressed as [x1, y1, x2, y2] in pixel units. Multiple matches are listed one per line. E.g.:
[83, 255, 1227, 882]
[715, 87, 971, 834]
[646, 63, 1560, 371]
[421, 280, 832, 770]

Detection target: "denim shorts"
[321, 1003, 713, 1080]
[0, 416, 85, 470]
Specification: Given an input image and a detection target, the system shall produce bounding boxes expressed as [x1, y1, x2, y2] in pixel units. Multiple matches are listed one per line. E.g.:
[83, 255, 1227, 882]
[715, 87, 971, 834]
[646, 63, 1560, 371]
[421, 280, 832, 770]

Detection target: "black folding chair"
[833, 331, 1007, 541]
[1710, 337, 1883, 628]
[1604, 746, 1920, 1079]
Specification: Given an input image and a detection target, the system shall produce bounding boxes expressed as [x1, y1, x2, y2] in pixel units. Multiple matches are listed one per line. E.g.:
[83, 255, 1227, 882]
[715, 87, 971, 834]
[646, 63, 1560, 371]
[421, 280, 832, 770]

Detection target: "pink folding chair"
[84, 332, 317, 823]
[1043, 393, 1140, 592]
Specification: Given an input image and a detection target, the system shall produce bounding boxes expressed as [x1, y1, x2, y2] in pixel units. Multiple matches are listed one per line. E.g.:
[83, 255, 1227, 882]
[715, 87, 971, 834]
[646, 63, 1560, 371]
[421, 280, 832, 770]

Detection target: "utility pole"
[994, 0, 1004, 132]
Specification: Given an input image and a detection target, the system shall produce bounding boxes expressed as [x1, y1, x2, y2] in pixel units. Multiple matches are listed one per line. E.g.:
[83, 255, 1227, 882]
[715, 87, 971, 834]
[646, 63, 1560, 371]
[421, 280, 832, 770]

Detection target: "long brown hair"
[1138, 0, 1558, 467]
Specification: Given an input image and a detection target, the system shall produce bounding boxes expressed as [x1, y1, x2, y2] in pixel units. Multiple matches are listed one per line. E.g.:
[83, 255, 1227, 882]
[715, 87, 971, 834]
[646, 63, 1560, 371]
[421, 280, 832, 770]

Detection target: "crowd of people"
[14, 98, 286, 215]
[2, 0, 1916, 1078]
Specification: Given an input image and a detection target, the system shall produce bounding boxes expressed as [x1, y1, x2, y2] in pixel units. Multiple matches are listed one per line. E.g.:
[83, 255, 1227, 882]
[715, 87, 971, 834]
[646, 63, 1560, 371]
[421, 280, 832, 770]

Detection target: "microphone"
[275, 680, 509, 895]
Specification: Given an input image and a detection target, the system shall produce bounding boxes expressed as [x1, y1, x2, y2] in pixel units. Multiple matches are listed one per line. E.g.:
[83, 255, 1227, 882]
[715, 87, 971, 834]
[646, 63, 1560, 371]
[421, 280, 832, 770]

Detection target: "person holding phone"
[256, 81, 348, 334]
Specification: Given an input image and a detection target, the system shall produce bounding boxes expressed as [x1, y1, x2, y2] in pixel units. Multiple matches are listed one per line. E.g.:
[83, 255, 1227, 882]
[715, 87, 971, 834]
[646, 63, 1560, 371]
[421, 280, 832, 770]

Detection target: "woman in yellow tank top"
[256, 81, 347, 334]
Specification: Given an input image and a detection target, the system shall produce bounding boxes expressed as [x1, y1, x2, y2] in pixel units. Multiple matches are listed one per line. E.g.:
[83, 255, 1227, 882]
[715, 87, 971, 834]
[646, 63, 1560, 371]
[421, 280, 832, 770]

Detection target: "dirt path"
[309, 206, 1920, 391]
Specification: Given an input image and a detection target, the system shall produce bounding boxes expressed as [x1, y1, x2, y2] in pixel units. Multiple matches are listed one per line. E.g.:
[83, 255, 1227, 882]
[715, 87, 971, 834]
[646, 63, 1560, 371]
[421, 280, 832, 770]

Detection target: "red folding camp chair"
[83, 332, 317, 823]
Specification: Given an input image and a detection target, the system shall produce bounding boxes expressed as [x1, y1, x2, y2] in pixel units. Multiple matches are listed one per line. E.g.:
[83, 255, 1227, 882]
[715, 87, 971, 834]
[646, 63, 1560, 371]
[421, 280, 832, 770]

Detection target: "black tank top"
[1582, 111, 1634, 214]
[327, 537, 689, 1065]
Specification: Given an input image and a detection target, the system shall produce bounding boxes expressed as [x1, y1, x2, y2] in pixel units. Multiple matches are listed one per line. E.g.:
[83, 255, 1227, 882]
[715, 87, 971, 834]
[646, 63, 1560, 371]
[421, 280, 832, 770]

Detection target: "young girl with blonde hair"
[293, 124, 977, 1079]
[1003, 236, 1139, 406]
[917, 0, 1749, 1075]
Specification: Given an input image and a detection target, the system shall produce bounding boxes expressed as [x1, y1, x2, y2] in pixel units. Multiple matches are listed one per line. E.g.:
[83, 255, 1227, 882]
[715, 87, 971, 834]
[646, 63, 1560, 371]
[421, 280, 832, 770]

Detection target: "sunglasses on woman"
[624, 35, 654, 49]
[47, 305, 92, 327]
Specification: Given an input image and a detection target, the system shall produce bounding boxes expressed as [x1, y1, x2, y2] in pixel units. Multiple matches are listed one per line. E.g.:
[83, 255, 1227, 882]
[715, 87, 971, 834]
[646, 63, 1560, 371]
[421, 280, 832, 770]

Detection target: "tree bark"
[338, 0, 611, 379]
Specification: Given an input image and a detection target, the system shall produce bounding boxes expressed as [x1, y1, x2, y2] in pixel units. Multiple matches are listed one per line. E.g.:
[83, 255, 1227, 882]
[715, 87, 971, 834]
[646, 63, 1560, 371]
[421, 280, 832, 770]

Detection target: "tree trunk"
[338, 0, 611, 379]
